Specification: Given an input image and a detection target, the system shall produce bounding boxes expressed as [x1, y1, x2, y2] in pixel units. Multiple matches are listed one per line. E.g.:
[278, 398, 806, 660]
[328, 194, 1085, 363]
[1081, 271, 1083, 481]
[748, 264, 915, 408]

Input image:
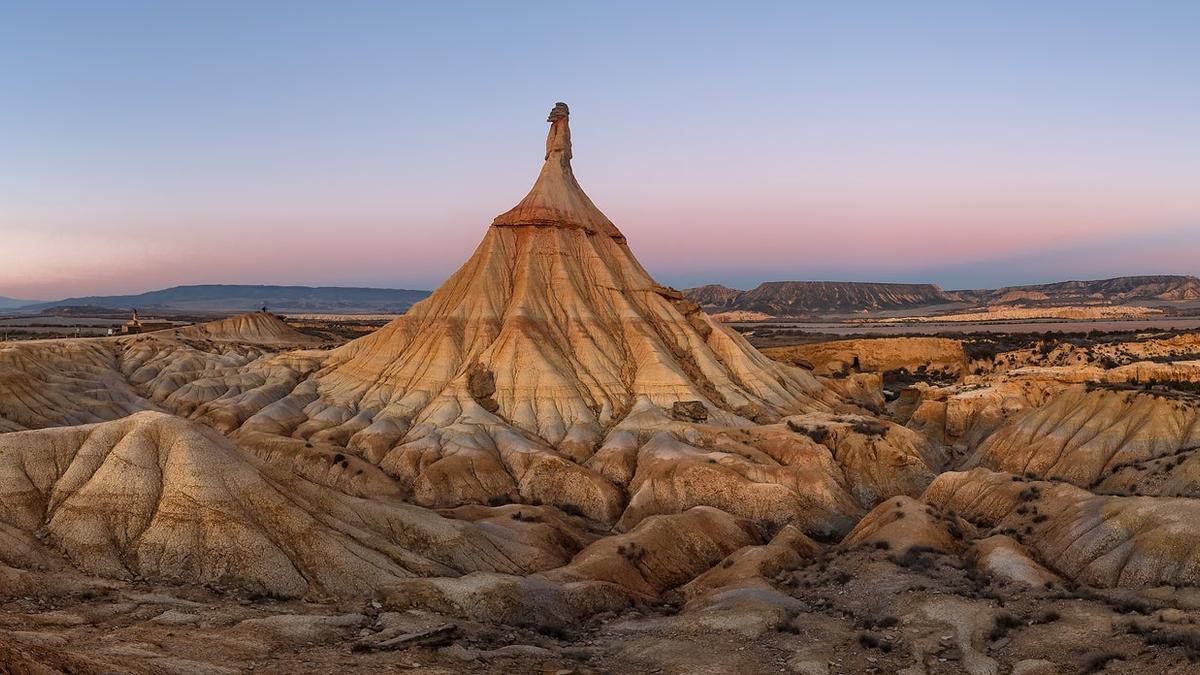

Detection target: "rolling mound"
[170, 310, 324, 345]
[0, 411, 577, 597]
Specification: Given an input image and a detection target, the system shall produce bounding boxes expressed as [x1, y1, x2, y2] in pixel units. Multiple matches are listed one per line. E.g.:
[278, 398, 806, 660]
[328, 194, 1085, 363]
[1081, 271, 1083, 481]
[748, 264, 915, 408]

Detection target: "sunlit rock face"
[0, 104, 855, 604]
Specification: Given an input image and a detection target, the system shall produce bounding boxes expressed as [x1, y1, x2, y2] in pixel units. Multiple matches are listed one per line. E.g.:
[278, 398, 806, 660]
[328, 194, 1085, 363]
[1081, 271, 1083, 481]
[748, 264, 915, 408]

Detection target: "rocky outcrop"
[687, 275, 1200, 319]
[962, 275, 1200, 304]
[926, 468, 1200, 588]
[764, 337, 966, 378]
[170, 311, 323, 346]
[965, 387, 1200, 487]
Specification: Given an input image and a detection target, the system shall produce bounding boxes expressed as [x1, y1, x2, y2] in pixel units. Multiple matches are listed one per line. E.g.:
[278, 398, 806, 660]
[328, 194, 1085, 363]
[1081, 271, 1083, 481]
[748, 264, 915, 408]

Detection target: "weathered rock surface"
[765, 337, 966, 378]
[5, 105, 1200, 675]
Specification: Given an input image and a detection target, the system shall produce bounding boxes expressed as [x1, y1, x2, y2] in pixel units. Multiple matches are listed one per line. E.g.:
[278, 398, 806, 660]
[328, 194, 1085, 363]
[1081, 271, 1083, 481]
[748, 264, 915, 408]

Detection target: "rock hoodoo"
[285, 103, 831, 464]
[492, 101, 622, 238]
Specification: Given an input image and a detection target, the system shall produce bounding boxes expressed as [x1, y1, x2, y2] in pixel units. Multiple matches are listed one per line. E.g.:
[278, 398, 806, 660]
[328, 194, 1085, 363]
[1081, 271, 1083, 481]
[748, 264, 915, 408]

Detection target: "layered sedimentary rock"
[764, 337, 966, 377]
[0, 104, 862, 607]
[7, 103, 1200, 672]
[0, 412, 578, 597]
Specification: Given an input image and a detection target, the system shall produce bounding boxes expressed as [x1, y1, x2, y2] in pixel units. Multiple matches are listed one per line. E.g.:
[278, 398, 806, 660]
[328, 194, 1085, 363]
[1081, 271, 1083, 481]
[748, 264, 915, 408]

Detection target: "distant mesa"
[686, 274, 1200, 318]
[686, 281, 959, 317]
[19, 284, 432, 315]
[968, 274, 1200, 304]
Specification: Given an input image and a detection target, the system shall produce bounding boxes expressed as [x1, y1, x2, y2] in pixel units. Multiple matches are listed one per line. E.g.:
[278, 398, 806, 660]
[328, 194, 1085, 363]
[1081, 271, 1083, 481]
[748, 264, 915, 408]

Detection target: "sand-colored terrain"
[6, 105, 1200, 673]
[862, 304, 1162, 324]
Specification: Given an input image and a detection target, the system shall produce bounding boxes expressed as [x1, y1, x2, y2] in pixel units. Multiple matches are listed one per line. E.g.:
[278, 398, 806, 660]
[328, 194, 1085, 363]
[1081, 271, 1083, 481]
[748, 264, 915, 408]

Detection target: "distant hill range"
[685, 275, 1200, 318]
[18, 285, 432, 315]
[958, 275, 1200, 305]
[0, 296, 41, 311]
[686, 281, 957, 316]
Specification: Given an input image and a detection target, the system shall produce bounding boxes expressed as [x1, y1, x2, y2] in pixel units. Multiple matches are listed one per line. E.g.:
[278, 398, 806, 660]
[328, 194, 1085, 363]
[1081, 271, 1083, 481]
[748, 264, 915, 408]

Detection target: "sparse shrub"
[511, 510, 542, 523]
[788, 421, 830, 444]
[857, 631, 885, 650]
[889, 546, 936, 571]
[617, 542, 647, 563]
[1035, 609, 1060, 624]
[775, 618, 801, 634]
[850, 420, 888, 437]
[986, 611, 1023, 641]
[536, 624, 570, 640]
[1081, 651, 1122, 673]
[1143, 629, 1200, 662]
[946, 519, 964, 540]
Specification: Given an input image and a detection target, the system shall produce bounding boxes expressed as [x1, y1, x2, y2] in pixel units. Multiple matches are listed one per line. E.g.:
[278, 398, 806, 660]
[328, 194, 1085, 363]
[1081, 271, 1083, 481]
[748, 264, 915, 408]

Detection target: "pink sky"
[3, 3, 1198, 300]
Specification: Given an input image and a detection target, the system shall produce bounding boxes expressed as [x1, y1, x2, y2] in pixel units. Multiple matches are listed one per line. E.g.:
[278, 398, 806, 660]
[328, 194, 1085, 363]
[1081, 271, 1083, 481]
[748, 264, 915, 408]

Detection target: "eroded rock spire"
[493, 102, 623, 239]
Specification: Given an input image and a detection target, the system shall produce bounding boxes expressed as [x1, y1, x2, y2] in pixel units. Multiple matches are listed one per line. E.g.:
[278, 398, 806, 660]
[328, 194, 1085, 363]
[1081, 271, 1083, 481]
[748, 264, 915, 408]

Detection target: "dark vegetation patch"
[787, 420, 830, 444]
[616, 542, 647, 564]
[1125, 622, 1200, 662]
[1081, 651, 1123, 674]
[882, 366, 957, 389]
[886, 546, 940, 571]
[986, 611, 1023, 641]
[559, 503, 586, 517]
[850, 420, 888, 437]
[856, 631, 891, 652]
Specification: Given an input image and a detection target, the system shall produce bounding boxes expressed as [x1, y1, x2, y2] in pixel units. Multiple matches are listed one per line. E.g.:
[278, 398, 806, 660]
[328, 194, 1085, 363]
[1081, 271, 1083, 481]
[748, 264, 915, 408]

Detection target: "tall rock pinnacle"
[493, 102, 624, 240]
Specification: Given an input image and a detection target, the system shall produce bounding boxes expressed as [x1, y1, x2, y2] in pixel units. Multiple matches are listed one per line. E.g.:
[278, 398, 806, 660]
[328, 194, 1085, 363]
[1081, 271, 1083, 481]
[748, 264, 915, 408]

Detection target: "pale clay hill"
[5, 106, 1200, 673]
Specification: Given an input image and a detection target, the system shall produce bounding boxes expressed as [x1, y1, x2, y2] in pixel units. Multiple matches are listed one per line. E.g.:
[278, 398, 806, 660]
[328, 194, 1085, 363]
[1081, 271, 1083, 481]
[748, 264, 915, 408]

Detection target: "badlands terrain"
[5, 105, 1200, 674]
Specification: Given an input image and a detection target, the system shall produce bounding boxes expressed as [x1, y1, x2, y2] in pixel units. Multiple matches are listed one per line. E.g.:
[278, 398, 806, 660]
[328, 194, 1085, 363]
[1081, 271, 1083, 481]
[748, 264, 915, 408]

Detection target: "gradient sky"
[2, 1, 1198, 300]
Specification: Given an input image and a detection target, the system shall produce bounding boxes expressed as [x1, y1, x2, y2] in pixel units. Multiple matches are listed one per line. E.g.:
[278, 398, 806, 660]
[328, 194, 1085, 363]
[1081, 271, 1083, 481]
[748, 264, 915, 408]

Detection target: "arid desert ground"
[6, 106, 1200, 675]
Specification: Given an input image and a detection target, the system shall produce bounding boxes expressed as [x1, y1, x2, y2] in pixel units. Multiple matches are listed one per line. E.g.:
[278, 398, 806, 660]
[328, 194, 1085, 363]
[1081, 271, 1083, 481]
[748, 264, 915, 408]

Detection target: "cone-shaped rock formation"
[492, 102, 623, 238]
[288, 103, 828, 450]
